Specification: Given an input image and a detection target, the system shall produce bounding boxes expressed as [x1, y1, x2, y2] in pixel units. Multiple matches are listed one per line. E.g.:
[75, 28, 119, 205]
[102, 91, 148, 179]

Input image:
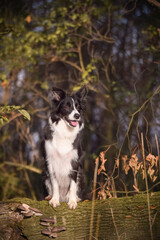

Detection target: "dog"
[41, 85, 87, 209]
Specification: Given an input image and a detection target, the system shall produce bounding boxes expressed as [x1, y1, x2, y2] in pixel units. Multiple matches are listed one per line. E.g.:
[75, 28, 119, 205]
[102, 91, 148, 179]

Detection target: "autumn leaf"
[146, 153, 157, 168]
[122, 155, 130, 175]
[125, 215, 132, 218]
[129, 154, 140, 175]
[97, 151, 107, 175]
[137, 205, 143, 210]
[98, 189, 106, 200]
[106, 190, 112, 198]
[115, 158, 119, 168]
[25, 15, 31, 23]
[145, 154, 158, 182]
[150, 205, 157, 210]
[51, 57, 56, 62]
[1, 81, 7, 88]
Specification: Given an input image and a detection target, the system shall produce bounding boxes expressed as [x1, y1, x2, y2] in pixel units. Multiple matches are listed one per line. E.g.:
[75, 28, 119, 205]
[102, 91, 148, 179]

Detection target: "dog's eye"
[75, 103, 81, 111]
[67, 102, 71, 107]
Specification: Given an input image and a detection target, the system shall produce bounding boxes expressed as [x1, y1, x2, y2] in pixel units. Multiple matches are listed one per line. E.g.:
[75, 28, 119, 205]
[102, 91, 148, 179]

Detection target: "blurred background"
[0, 0, 160, 201]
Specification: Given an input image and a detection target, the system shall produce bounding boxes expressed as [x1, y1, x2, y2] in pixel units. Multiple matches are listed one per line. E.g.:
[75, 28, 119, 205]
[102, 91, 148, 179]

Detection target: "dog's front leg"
[68, 179, 77, 209]
[49, 176, 60, 208]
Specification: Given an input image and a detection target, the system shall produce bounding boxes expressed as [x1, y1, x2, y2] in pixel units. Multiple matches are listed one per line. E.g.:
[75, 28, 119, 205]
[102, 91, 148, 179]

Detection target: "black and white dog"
[42, 86, 87, 209]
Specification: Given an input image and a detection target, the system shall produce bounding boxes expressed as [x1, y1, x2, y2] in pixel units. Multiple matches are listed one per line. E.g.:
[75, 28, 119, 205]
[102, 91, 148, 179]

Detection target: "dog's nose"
[74, 113, 80, 119]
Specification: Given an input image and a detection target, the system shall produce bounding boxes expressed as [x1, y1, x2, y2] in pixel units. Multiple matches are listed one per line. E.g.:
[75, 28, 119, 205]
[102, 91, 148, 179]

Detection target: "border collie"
[42, 86, 87, 209]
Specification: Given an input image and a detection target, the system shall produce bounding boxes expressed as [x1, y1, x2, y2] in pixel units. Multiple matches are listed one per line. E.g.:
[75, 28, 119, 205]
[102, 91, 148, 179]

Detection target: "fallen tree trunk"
[0, 192, 160, 239]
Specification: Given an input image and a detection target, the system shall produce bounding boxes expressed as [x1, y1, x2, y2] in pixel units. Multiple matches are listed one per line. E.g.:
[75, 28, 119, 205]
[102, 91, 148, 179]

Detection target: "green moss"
[6, 192, 160, 239]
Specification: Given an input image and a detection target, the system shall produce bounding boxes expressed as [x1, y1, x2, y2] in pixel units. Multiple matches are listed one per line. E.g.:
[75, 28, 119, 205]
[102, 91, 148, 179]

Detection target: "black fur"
[41, 86, 87, 209]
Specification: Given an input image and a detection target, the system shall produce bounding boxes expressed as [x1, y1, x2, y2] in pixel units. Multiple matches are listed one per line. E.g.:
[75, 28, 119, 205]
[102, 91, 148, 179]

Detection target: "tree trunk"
[0, 192, 160, 239]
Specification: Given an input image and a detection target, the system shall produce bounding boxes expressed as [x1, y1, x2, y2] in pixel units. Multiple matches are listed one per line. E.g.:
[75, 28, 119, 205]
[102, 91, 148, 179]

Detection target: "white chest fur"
[45, 118, 82, 184]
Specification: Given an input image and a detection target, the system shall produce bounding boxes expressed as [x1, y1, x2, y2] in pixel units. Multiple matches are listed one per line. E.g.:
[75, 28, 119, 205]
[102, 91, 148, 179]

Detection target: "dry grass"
[89, 157, 99, 240]
[141, 133, 153, 240]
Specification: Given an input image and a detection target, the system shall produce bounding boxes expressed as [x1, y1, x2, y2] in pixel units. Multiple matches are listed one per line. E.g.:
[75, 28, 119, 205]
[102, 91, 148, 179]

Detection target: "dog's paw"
[49, 198, 60, 208]
[68, 200, 77, 209]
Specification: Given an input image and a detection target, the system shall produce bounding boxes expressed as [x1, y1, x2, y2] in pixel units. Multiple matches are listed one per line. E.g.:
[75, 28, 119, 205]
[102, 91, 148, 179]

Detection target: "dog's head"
[49, 86, 87, 128]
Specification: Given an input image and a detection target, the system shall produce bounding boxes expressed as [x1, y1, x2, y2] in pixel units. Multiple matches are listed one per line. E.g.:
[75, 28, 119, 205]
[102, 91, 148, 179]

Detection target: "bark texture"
[0, 192, 160, 240]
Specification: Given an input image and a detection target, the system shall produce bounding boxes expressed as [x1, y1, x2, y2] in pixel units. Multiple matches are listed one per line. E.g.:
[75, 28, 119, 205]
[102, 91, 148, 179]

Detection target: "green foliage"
[0, 171, 19, 200]
[0, 105, 30, 127]
[82, 60, 97, 83]
[18, 109, 31, 121]
[142, 24, 160, 54]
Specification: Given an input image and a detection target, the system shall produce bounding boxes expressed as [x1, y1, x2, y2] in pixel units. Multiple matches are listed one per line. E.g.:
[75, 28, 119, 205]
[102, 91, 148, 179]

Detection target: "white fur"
[68, 180, 77, 209]
[68, 98, 80, 120]
[45, 117, 84, 208]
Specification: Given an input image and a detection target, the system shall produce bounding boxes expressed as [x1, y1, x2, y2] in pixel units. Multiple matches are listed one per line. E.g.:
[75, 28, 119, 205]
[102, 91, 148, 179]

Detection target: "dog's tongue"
[70, 121, 78, 127]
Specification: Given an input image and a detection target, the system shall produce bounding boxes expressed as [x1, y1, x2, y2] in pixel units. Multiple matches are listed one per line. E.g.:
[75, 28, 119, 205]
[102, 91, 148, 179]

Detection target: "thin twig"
[63, 59, 82, 72]
[78, 40, 85, 72]
[123, 0, 138, 15]
[110, 207, 120, 240]
[118, 85, 160, 159]
[95, 214, 100, 240]
[1, 161, 42, 174]
[141, 133, 153, 240]
[89, 157, 99, 240]
[92, 180, 160, 196]
[147, 0, 160, 8]
[155, 134, 160, 176]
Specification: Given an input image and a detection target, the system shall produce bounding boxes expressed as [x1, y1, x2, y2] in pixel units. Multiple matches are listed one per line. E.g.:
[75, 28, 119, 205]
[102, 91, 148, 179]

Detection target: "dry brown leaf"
[146, 154, 157, 168]
[150, 205, 157, 210]
[129, 154, 140, 174]
[1, 81, 7, 88]
[155, 156, 159, 167]
[106, 186, 112, 198]
[98, 151, 107, 175]
[107, 191, 112, 198]
[148, 167, 155, 177]
[122, 155, 130, 175]
[98, 189, 106, 200]
[25, 15, 31, 23]
[137, 205, 143, 209]
[115, 158, 119, 168]
[152, 175, 157, 182]
[145, 154, 158, 182]
[51, 57, 56, 62]
[125, 215, 132, 218]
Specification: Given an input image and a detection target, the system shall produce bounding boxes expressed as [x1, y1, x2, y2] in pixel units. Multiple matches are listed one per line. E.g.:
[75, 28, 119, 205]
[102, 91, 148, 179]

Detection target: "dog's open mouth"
[65, 118, 78, 127]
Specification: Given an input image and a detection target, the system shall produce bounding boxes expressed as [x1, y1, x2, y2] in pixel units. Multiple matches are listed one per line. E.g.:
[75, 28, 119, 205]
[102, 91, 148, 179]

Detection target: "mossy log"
[0, 192, 160, 240]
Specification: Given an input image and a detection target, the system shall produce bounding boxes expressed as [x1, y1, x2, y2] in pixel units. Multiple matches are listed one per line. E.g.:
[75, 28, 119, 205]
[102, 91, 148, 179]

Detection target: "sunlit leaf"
[18, 110, 31, 121]
[41, 82, 49, 90]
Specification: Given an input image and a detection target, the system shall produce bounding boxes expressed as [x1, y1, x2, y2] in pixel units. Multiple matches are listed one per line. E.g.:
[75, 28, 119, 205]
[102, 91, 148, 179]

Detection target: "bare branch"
[1, 162, 42, 174]
[118, 85, 160, 158]
[147, 0, 160, 8]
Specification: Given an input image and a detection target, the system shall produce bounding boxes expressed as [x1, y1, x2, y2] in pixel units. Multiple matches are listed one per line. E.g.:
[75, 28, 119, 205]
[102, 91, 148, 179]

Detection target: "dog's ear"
[75, 85, 88, 100]
[49, 87, 66, 104]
